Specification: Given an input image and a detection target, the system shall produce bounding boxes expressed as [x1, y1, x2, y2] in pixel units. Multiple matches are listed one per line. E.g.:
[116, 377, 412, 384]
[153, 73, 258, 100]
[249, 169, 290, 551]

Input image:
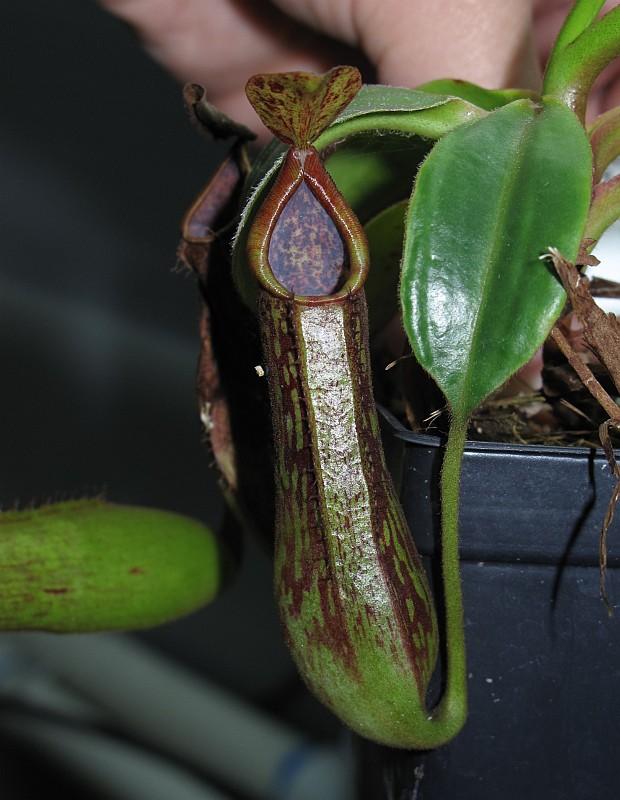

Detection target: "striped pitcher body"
[259, 287, 439, 746]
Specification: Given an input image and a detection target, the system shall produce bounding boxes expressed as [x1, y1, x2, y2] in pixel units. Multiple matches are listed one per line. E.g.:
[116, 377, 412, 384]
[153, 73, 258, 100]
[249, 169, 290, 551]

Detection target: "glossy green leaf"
[329, 84, 449, 117]
[245, 67, 362, 146]
[417, 78, 537, 111]
[314, 85, 485, 148]
[0, 499, 225, 632]
[401, 99, 592, 419]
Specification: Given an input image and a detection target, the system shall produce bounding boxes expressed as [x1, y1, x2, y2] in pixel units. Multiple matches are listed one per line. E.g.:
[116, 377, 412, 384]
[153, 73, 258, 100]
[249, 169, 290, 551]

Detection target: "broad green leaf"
[331, 84, 449, 117]
[401, 98, 592, 418]
[245, 67, 362, 146]
[417, 78, 537, 111]
[314, 85, 485, 148]
[364, 200, 407, 332]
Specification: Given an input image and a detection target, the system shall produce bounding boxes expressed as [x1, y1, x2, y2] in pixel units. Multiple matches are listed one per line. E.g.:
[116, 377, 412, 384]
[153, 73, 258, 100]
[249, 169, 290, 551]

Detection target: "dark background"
[1, 2, 337, 795]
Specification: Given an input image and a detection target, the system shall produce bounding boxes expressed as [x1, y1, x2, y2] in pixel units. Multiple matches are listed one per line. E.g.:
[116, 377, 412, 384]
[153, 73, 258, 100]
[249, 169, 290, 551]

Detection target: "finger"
[274, 0, 539, 90]
[99, 1, 321, 88]
[98, 0, 340, 133]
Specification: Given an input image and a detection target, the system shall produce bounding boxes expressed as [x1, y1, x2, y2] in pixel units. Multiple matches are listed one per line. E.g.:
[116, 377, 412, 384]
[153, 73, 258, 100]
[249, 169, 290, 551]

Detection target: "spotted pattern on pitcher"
[268, 180, 346, 295]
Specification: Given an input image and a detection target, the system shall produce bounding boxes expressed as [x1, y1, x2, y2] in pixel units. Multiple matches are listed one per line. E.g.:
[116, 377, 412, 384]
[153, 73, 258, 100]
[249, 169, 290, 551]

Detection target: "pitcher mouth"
[247, 147, 369, 305]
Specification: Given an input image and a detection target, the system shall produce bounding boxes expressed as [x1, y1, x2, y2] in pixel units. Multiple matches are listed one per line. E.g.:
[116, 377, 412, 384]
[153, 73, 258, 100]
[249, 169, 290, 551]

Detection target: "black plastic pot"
[359, 417, 620, 800]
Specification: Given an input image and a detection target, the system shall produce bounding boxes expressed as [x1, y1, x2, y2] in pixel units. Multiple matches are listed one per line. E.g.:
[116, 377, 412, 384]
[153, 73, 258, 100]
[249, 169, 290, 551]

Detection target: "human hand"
[100, 0, 619, 138]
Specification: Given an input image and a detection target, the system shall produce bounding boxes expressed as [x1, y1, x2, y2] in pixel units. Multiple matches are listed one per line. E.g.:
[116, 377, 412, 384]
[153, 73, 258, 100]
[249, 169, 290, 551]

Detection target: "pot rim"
[379, 407, 617, 461]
